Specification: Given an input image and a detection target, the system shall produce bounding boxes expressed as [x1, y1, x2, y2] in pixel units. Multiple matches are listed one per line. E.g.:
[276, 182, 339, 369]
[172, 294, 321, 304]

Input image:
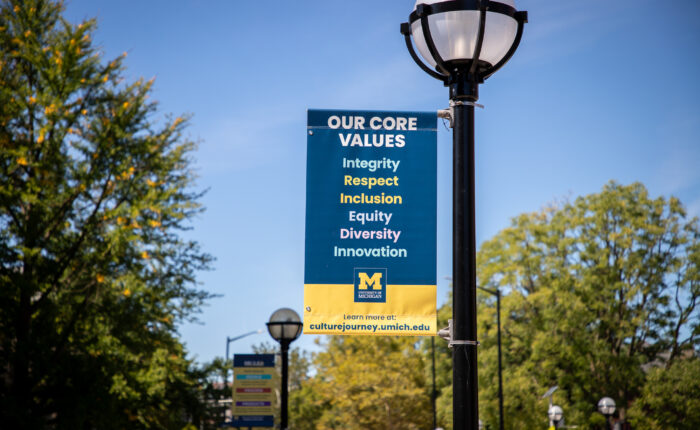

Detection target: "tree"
[311, 335, 432, 430]
[475, 182, 699, 429]
[0, 0, 213, 428]
[627, 357, 700, 429]
[197, 357, 239, 429]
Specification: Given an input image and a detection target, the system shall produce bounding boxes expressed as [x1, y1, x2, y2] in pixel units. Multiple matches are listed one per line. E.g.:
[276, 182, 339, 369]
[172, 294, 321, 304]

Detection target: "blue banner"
[304, 109, 437, 336]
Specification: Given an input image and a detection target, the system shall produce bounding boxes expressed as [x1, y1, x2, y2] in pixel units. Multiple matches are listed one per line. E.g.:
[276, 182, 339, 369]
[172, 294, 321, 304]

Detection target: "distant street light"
[266, 308, 303, 430]
[548, 405, 563, 429]
[477, 286, 504, 430]
[431, 336, 438, 429]
[401, 1, 528, 428]
[444, 276, 505, 430]
[225, 329, 263, 383]
[541, 386, 559, 428]
[598, 397, 616, 430]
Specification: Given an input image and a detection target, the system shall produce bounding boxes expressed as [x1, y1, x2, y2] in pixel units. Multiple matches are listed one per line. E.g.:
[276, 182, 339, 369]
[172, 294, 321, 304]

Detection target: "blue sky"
[63, 0, 700, 364]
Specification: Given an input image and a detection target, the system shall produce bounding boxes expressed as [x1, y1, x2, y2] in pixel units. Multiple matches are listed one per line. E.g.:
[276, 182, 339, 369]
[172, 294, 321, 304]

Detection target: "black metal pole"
[226, 337, 231, 388]
[452, 93, 478, 430]
[496, 291, 504, 430]
[280, 340, 290, 430]
[226, 331, 260, 389]
[477, 285, 504, 430]
[432, 336, 437, 429]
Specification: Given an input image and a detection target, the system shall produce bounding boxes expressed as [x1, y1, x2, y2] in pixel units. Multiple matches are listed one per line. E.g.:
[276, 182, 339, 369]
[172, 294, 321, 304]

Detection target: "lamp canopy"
[401, 0, 527, 91]
[411, 0, 517, 69]
[266, 308, 303, 342]
[548, 405, 563, 423]
[598, 397, 616, 416]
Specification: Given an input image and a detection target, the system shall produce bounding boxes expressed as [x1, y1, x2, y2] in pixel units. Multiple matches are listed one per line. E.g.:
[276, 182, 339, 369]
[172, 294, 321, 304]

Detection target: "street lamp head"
[267, 308, 302, 428]
[548, 405, 563, 423]
[266, 308, 303, 343]
[411, 0, 518, 70]
[598, 397, 616, 416]
[401, 0, 528, 101]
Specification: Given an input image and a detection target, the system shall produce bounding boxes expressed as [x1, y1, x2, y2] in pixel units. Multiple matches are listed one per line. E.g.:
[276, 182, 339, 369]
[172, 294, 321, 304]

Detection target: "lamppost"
[548, 405, 563, 429]
[598, 397, 616, 430]
[431, 336, 438, 430]
[477, 286, 504, 430]
[266, 308, 303, 430]
[225, 330, 263, 380]
[223, 330, 262, 426]
[401, 2, 527, 429]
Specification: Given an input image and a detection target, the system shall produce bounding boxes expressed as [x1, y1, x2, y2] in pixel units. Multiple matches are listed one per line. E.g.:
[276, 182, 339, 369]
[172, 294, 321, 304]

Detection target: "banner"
[304, 109, 437, 336]
[231, 354, 276, 428]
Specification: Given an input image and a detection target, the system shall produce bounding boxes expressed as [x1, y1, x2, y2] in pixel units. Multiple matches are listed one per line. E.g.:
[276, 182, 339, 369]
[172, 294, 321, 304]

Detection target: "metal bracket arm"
[437, 319, 480, 348]
[438, 108, 453, 128]
[438, 99, 484, 129]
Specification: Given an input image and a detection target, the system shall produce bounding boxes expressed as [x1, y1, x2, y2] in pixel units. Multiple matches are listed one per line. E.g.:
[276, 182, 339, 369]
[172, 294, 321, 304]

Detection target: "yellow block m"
[357, 272, 383, 290]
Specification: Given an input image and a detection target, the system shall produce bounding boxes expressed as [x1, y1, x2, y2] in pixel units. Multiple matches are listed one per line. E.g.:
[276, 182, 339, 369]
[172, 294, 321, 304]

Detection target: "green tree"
[0, 0, 213, 428]
[311, 335, 432, 430]
[627, 357, 700, 429]
[475, 182, 699, 429]
[199, 357, 238, 429]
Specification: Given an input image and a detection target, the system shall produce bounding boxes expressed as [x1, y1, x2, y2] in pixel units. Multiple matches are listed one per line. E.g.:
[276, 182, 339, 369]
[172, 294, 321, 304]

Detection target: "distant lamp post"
[431, 336, 438, 429]
[225, 329, 262, 384]
[548, 405, 563, 429]
[266, 308, 303, 430]
[477, 286, 504, 430]
[598, 397, 616, 430]
[444, 277, 505, 430]
[401, 2, 528, 428]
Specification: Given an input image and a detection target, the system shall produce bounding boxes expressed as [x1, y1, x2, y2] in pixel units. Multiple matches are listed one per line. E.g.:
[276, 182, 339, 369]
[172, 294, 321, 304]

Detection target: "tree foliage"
[0, 0, 213, 428]
[627, 357, 700, 429]
[472, 182, 700, 429]
[307, 335, 432, 430]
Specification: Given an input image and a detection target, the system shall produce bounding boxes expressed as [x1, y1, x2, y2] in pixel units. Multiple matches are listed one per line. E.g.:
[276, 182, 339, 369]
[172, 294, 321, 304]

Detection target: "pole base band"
[449, 339, 480, 347]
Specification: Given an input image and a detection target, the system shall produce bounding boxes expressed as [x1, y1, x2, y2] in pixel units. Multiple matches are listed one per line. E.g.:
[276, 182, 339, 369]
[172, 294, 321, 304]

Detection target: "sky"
[62, 0, 700, 364]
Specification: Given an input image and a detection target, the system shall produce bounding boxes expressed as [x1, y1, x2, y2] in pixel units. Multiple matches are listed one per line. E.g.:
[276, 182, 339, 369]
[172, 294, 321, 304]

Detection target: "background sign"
[304, 109, 437, 336]
[230, 354, 275, 428]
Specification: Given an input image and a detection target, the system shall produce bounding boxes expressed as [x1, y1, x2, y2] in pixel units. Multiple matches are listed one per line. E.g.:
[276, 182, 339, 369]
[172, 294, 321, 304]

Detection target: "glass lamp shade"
[267, 308, 303, 341]
[411, 0, 518, 69]
[548, 405, 563, 422]
[598, 397, 616, 416]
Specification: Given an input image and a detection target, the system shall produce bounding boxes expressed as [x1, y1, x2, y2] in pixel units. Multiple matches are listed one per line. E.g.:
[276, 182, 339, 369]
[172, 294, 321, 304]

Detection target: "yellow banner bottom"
[304, 284, 436, 336]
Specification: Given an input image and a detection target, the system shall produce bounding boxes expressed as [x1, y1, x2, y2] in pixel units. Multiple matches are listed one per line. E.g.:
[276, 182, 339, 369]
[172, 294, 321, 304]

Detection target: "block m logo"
[357, 272, 383, 290]
[354, 268, 386, 303]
